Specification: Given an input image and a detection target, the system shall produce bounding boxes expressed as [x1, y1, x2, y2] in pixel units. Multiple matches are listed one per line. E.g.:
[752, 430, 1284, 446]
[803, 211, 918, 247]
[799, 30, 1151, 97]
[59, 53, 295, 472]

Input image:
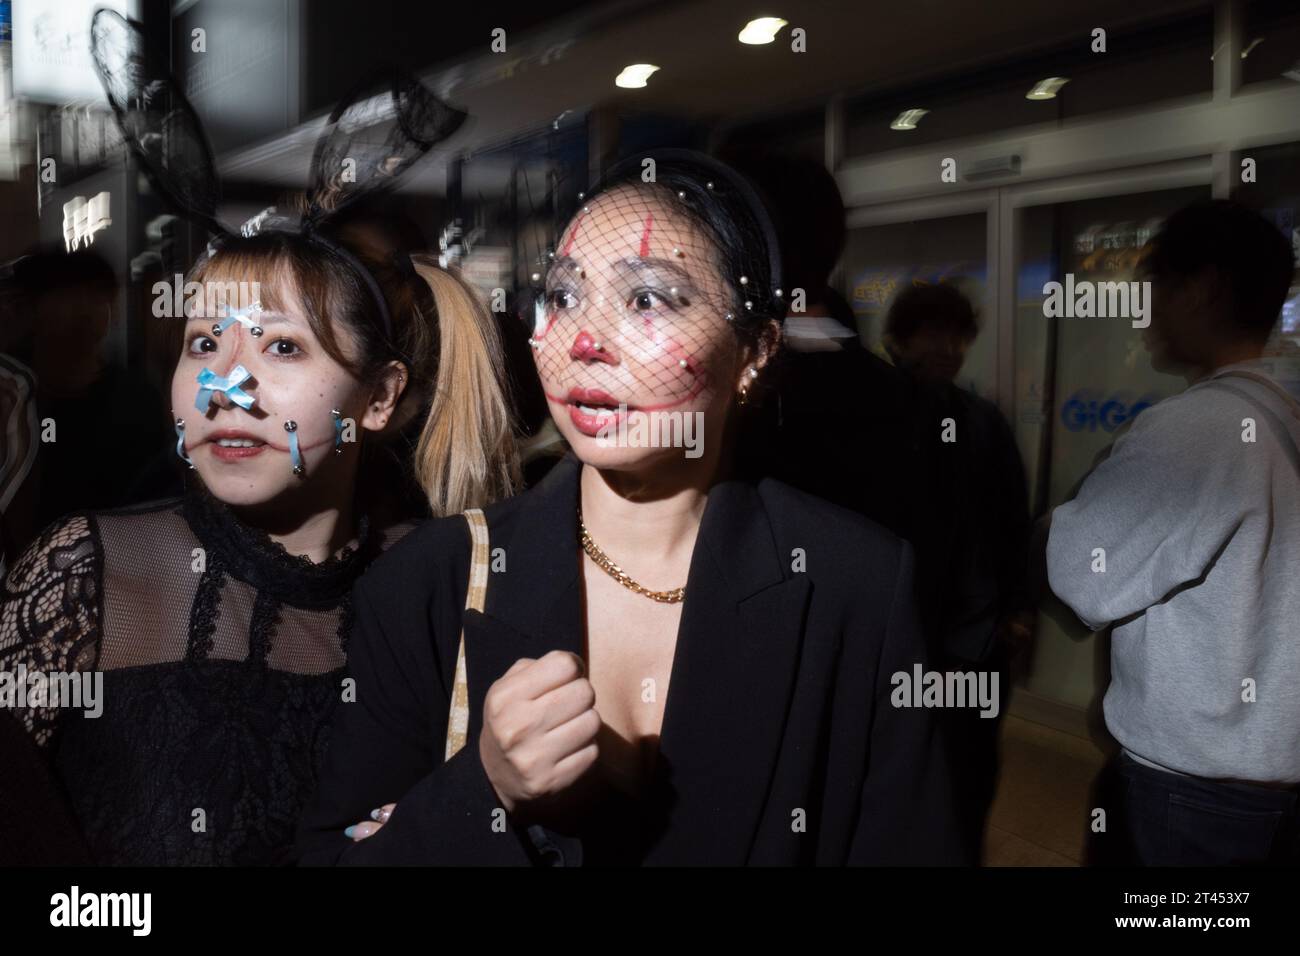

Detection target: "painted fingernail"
[379, 809, 391, 822]
[344, 825, 356, 838]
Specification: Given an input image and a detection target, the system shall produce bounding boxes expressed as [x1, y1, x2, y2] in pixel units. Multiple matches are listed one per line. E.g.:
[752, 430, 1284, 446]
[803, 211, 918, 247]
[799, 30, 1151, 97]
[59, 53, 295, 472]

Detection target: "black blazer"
[297, 453, 968, 865]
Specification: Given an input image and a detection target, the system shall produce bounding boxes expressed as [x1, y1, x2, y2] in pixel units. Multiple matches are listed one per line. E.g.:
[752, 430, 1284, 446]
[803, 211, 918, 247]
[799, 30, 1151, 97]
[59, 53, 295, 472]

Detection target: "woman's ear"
[734, 319, 783, 391]
[360, 360, 408, 433]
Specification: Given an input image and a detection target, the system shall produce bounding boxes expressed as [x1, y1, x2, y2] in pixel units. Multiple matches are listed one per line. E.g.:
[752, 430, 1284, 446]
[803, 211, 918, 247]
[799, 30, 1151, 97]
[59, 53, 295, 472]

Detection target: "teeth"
[577, 404, 617, 417]
[217, 438, 258, 447]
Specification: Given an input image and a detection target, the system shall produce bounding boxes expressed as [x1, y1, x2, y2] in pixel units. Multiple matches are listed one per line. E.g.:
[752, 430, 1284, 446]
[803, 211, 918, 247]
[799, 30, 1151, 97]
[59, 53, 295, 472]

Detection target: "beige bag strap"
[444, 508, 489, 762]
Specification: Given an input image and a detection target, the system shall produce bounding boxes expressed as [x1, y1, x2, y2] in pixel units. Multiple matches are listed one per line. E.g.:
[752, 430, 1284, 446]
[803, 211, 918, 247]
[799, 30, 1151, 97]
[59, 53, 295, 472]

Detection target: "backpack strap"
[1204, 371, 1300, 480]
[444, 508, 489, 762]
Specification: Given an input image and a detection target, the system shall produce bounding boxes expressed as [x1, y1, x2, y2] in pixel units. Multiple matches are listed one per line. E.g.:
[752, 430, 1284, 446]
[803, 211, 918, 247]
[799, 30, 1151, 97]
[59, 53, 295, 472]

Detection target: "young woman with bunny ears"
[0, 12, 518, 865]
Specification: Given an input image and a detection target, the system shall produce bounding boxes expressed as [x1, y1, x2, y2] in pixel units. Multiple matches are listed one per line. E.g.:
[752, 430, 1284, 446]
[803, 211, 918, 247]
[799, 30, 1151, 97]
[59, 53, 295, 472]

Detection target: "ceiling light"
[890, 109, 928, 131]
[1026, 77, 1069, 100]
[738, 17, 788, 45]
[615, 64, 660, 89]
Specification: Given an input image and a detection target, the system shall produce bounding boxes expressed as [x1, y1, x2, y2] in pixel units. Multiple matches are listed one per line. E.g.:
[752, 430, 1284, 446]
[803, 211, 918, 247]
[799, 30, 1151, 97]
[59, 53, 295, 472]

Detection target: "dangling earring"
[332, 409, 344, 455]
[285, 420, 304, 476]
[174, 418, 194, 469]
[737, 366, 758, 406]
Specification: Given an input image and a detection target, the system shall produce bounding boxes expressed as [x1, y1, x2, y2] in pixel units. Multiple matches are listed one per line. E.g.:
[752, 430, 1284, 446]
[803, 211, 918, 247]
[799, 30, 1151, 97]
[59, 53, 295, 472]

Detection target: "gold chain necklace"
[578, 510, 685, 604]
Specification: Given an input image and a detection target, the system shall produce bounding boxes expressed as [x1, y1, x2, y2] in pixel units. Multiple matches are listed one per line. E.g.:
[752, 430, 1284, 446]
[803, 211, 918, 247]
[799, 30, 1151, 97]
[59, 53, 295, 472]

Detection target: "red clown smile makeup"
[532, 186, 739, 447]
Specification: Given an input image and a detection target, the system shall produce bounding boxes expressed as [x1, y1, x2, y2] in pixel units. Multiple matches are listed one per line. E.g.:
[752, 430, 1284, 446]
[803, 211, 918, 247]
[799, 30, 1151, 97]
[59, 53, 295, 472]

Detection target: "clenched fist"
[478, 650, 601, 815]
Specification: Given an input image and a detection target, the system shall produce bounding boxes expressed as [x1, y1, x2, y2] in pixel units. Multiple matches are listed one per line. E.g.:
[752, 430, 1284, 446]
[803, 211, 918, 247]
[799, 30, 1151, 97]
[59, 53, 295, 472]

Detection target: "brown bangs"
[187, 235, 359, 375]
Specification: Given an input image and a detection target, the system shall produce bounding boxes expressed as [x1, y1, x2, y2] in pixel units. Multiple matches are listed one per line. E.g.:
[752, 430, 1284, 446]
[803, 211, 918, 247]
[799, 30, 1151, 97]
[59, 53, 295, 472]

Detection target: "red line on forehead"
[638, 213, 654, 258]
[561, 211, 586, 257]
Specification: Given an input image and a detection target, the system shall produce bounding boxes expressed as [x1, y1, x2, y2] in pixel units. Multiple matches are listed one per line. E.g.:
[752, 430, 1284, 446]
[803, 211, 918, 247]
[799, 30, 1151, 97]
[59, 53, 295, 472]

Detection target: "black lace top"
[0, 490, 406, 865]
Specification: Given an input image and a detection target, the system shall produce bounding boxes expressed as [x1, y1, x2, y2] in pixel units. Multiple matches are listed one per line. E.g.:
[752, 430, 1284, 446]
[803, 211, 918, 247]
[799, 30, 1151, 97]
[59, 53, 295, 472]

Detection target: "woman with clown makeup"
[0, 14, 519, 865]
[299, 151, 967, 866]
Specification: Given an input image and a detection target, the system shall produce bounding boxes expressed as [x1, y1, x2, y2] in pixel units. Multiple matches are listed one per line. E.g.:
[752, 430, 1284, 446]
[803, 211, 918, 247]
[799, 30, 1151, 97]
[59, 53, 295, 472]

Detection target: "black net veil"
[527, 150, 786, 422]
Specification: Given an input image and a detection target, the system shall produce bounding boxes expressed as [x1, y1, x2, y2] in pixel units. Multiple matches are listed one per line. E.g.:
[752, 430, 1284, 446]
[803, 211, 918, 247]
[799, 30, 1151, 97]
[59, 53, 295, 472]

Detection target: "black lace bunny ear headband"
[90, 8, 467, 340]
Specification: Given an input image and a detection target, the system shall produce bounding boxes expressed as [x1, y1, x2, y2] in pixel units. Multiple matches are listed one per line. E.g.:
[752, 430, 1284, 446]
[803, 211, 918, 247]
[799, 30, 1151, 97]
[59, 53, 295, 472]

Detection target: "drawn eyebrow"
[614, 257, 694, 284]
[548, 256, 582, 280]
[546, 256, 696, 289]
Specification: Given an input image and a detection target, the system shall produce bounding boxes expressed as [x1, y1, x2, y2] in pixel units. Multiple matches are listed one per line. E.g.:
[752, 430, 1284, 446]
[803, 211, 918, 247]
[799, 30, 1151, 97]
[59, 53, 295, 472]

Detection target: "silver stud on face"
[250, 326, 264, 337]
[211, 323, 223, 336]
[293, 464, 304, 476]
[284, 420, 297, 432]
[175, 418, 184, 428]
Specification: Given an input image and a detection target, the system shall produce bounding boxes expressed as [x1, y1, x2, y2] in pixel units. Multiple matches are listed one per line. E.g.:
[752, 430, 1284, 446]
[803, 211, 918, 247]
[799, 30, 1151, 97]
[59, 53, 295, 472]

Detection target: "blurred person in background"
[737, 153, 1032, 862]
[5, 248, 168, 534]
[1048, 199, 1300, 866]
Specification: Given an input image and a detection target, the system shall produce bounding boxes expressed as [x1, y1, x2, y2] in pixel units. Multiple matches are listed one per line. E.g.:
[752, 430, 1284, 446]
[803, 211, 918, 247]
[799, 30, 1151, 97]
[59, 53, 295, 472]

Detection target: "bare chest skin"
[579, 554, 685, 792]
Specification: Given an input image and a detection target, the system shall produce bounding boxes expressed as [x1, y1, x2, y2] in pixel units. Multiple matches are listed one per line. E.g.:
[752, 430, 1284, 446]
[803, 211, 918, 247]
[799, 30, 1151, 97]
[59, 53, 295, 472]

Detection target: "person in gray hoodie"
[1047, 199, 1300, 866]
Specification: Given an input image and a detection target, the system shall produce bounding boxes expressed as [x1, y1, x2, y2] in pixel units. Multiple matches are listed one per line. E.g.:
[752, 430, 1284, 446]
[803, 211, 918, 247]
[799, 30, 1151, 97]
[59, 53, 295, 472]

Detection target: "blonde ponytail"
[411, 257, 521, 515]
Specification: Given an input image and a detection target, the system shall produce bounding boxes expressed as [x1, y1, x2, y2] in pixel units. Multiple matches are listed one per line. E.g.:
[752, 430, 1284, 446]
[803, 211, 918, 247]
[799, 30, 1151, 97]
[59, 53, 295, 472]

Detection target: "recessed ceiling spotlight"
[738, 17, 788, 45]
[1026, 77, 1070, 100]
[615, 64, 660, 89]
[890, 109, 928, 131]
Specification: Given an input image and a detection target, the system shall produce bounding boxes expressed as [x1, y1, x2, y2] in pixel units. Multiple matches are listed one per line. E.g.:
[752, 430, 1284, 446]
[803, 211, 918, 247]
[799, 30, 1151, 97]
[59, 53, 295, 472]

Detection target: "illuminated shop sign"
[63, 192, 111, 251]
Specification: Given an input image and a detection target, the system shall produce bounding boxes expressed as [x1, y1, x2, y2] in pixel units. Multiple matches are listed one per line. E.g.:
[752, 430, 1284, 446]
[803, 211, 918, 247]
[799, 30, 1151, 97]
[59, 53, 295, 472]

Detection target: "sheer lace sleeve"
[0, 515, 102, 747]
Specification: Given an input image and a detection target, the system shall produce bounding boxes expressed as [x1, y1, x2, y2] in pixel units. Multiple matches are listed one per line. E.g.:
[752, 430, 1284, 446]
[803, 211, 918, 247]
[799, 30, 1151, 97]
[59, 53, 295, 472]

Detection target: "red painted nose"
[570, 330, 616, 364]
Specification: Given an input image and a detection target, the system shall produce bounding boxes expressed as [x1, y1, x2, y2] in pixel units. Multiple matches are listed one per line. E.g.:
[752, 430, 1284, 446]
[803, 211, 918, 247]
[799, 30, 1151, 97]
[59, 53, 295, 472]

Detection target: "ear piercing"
[174, 419, 194, 469]
[738, 367, 758, 406]
[285, 420, 304, 476]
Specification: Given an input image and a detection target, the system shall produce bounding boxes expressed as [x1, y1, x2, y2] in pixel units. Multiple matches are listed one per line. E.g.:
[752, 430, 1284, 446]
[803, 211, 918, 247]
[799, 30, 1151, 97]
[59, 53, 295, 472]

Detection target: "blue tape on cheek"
[195, 365, 255, 413]
[284, 420, 304, 476]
